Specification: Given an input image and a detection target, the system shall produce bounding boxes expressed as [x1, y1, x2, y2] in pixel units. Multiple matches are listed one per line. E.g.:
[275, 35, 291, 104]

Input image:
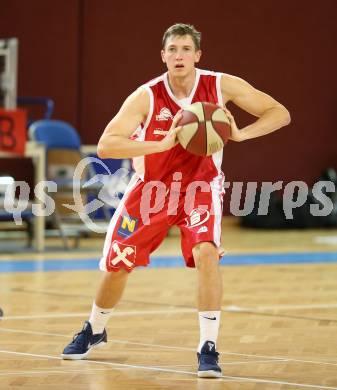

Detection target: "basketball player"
[62, 23, 290, 377]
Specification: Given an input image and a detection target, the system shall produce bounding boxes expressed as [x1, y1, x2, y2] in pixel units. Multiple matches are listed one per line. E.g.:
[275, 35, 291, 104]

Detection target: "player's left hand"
[222, 107, 243, 142]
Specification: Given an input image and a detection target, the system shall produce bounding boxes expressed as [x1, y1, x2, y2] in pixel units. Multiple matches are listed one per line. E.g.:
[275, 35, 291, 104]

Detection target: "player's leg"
[192, 241, 222, 377]
[88, 268, 129, 334]
[193, 241, 222, 311]
[177, 185, 224, 377]
[61, 176, 141, 360]
[62, 176, 170, 360]
[95, 268, 129, 308]
[61, 270, 128, 360]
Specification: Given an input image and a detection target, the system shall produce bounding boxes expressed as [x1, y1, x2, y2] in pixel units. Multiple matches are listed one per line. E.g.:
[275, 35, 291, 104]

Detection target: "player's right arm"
[97, 88, 182, 159]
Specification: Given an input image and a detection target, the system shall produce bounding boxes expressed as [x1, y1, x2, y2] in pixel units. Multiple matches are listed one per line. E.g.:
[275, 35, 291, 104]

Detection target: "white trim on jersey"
[211, 71, 225, 186]
[198, 69, 217, 76]
[132, 85, 154, 180]
[215, 72, 224, 107]
[146, 74, 164, 87]
[210, 177, 224, 247]
[211, 149, 224, 177]
[99, 174, 141, 272]
[141, 85, 154, 130]
[163, 68, 201, 107]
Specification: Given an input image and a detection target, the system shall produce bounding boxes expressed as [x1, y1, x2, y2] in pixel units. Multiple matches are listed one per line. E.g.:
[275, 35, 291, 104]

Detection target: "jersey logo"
[153, 128, 169, 136]
[108, 241, 136, 269]
[185, 208, 210, 228]
[117, 215, 138, 238]
[156, 107, 173, 121]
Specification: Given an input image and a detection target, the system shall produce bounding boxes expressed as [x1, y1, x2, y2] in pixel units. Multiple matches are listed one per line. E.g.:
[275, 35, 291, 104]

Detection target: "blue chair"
[29, 119, 81, 150]
[29, 119, 109, 248]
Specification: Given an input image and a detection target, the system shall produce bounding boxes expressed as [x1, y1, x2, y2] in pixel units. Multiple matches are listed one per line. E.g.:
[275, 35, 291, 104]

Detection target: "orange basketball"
[177, 102, 231, 156]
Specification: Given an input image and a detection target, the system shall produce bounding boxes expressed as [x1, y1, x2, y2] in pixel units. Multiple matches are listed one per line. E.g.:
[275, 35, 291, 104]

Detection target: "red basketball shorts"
[99, 175, 224, 272]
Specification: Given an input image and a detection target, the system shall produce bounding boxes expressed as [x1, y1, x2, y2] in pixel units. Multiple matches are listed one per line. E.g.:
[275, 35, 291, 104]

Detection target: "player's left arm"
[221, 74, 291, 142]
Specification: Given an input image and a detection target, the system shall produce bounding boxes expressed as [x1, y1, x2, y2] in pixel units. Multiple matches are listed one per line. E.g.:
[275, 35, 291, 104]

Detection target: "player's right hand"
[158, 110, 183, 152]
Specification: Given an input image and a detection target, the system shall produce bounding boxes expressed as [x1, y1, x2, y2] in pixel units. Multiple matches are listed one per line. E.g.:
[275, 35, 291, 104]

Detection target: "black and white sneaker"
[197, 341, 222, 378]
[61, 321, 107, 360]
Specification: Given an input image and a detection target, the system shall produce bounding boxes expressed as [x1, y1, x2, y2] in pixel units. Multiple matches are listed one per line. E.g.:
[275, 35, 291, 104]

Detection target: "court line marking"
[0, 368, 239, 383]
[0, 370, 239, 383]
[1, 251, 337, 272]
[1, 287, 195, 310]
[0, 326, 337, 368]
[10, 284, 336, 310]
[0, 313, 89, 320]
[0, 308, 196, 320]
[107, 339, 337, 367]
[152, 359, 290, 368]
[227, 303, 337, 311]
[0, 350, 195, 376]
[0, 367, 113, 376]
[0, 349, 335, 389]
[4, 286, 337, 312]
[2, 304, 337, 324]
[225, 305, 337, 322]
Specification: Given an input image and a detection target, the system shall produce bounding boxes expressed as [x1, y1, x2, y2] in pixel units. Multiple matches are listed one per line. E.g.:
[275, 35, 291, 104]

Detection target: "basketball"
[177, 102, 231, 156]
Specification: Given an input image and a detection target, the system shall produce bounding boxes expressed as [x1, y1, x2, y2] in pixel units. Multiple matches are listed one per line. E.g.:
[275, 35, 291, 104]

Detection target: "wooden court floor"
[1, 223, 337, 389]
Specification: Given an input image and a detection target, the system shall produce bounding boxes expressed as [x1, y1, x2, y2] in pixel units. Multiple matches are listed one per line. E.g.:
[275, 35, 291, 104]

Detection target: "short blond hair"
[162, 23, 201, 50]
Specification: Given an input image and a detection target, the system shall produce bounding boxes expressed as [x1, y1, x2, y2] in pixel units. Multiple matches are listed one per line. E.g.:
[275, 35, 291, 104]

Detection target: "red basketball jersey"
[132, 68, 224, 190]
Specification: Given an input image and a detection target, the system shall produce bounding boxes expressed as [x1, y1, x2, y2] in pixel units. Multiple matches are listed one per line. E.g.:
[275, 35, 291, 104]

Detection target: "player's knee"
[105, 268, 129, 281]
[194, 242, 219, 270]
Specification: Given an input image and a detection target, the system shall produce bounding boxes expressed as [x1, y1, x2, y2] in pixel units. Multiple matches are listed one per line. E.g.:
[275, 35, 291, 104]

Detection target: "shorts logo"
[185, 208, 210, 228]
[108, 241, 136, 269]
[156, 107, 173, 121]
[118, 215, 138, 238]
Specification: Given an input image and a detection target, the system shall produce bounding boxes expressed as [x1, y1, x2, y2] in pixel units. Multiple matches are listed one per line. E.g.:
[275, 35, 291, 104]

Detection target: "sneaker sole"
[61, 341, 107, 360]
[198, 370, 222, 378]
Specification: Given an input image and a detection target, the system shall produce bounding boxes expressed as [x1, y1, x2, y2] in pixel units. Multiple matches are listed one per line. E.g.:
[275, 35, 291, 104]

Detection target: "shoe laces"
[199, 349, 219, 364]
[71, 323, 91, 346]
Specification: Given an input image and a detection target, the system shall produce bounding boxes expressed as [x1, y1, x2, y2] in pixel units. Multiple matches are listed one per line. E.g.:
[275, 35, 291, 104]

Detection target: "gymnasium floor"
[1, 219, 337, 389]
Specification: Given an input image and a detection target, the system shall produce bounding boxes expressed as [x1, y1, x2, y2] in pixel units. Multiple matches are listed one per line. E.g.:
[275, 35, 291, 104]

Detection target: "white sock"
[88, 302, 114, 335]
[198, 311, 221, 352]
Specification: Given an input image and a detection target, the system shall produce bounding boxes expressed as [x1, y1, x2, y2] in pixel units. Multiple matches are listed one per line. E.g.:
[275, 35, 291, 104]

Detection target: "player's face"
[161, 34, 201, 77]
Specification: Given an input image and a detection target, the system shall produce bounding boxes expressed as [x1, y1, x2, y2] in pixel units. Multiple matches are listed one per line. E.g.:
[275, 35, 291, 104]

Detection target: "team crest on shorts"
[117, 215, 139, 238]
[185, 208, 210, 228]
[107, 240, 136, 271]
